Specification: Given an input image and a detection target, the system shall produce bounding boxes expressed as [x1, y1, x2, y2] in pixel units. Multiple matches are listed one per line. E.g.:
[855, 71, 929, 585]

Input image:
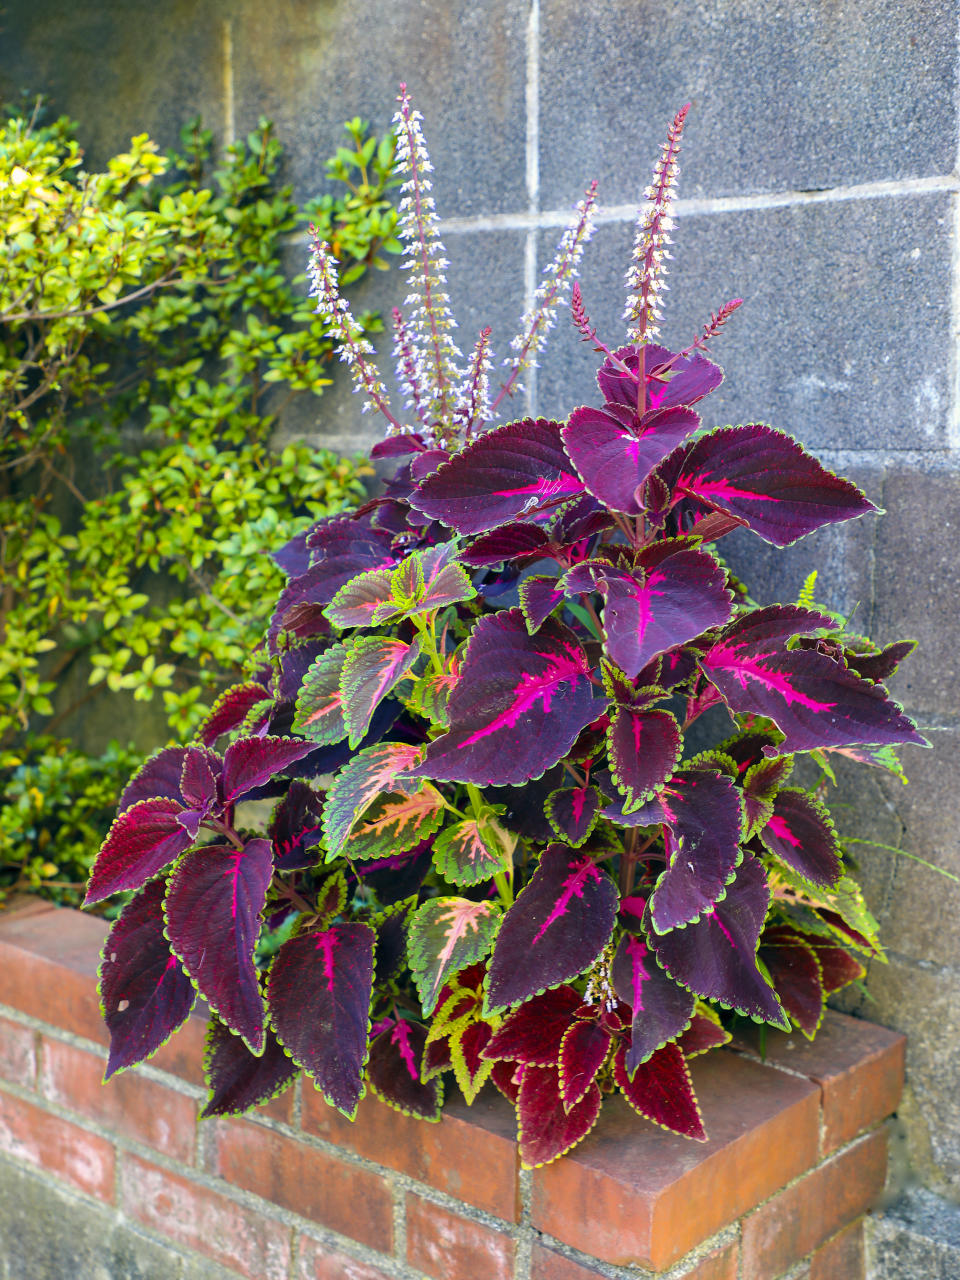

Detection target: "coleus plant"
[86, 90, 929, 1168]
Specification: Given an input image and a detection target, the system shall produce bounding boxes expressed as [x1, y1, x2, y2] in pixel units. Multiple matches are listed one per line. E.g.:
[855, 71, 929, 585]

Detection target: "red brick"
[531, 1244, 608, 1277]
[0, 1087, 114, 1200]
[741, 1129, 887, 1279]
[296, 1237, 395, 1280]
[210, 1117, 393, 1251]
[1, 895, 57, 921]
[679, 1242, 740, 1279]
[148, 1007, 209, 1088]
[120, 1152, 291, 1280]
[0, 1015, 36, 1087]
[0, 907, 108, 1045]
[406, 1194, 514, 1280]
[37, 1036, 197, 1163]
[732, 1010, 905, 1154]
[303, 1081, 519, 1220]
[809, 1218, 865, 1280]
[532, 1050, 820, 1270]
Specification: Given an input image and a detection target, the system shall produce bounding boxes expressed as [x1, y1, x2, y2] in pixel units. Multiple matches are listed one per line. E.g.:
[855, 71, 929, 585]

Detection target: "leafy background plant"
[0, 99, 399, 902]
[84, 91, 935, 1168]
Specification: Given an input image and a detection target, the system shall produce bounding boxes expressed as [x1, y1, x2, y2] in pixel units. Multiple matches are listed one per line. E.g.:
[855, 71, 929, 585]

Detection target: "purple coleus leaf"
[200, 1019, 298, 1118]
[407, 898, 502, 1016]
[606, 707, 682, 812]
[269, 779, 325, 870]
[292, 646, 348, 746]
[649, 852, 790, 1028]
[516, 1061, 602, 1168]
[597, 344, 723, 413]
[367, 1019, 442, 1120]
[758, 787, 842, 889]
[597, 544, 733, 678]
[410, 418, 584, 534]
[561, 404, 700, 515]
[176, 747, 222, 839]
[98, 879, 195, 1079]
[845, 639, 916, 684]
[611, 933, 695, 1073]
[759, 924, 825, 1038]
[220, 736, 317, 805]
[700, 618, 928, 755]
[195, 682, 270, 749]
[322, 742, 423, 857]
[163, 838, 274, 1053]
[518, 575, 566, 634]
[341, 636, 421, 748]
[85, 798, 193, 905]
[459, 524, 550, 567]
[118, 747, 189, 811]
[484, 844, 618, 1015]
[267, 923, 375, 1118]
[545, 785, 601, 848]
[613, 1040, 706, 1140]
[407, 610, 605, 787]
[741, 755, 793, 840]
[662, 425, 877, 547]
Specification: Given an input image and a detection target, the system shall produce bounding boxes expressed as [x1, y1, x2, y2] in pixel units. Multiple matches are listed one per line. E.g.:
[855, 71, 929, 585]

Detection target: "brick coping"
[0, 897, 905, 1279]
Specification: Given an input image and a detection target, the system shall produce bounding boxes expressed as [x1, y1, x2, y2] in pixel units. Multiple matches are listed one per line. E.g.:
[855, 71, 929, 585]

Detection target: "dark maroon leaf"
[489, 1058, 521, 1103]
[410, 418, 584, 534]
[517, 1062, 601, 1167]
[518, 575, 565, 633]
[649, 853, 789, 1028]
[98, 879, 195, 1079]
[561, 404, 699, 514]
[558, 1019, 610, 1109]
[196, 684, 272, 749]
[758, 787, 842, 888]
[485, 844, 618, 1015]
[451, 1019, 496, 1103]
[367, 1020, 442, 1120]
[269, 781, 325, 871]
[85, 799, 193, 905]
[597, 344, 722, 413]
[666, 425, 877, 547]
[370, 431, 428, 458]
[606, 707, 681, 811]
[180, 748, 220, 811]
[118, 747, 188, 811]
[267, 923, 375, 1118]
[598, 546, 733, 678]
[719, 605, 835, 655]
[844, 639, 916, 683]
[611, 933, 695, 1072]
[422, 1035, 454, 1084]
[200, 1019, 298, 1118]
[408, 611, 604, 787]
[358, 840, 435, 905]
[759, 925, 824, 1037]
[801, 933, 865, 994]
[482, 985, 583, 1066]
[613, 1041, 706, 1140]
[546, 785, 600, 847]
[220, 736, 317, 805]
[373, 903, 412, 984]
[459, 524, 550, 566]
[164, 838, 273, 1053]
[675, 1011, 731, 1057]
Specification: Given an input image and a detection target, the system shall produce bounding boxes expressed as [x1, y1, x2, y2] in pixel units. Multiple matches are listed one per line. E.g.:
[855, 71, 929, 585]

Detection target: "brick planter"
[0, 899, 904, 1280]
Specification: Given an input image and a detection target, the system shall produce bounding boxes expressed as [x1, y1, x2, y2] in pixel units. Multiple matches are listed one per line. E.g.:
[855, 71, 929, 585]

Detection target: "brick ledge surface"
[0, 898, 905, 1280]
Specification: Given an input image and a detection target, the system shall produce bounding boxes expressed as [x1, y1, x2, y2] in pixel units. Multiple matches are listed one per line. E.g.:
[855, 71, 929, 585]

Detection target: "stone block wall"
[2, 2, 960, 1272]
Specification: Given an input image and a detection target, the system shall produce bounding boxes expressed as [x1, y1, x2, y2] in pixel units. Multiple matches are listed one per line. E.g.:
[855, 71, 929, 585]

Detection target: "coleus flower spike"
[87, 94, 933, 1169]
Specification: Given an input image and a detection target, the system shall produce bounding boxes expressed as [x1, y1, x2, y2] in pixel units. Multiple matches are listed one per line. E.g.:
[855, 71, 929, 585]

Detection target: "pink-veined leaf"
[758, 787, 842, 888]
[200, 1018, 298, 1118]
[606, 706, 682, 812]
[649, 853, 790, 1028]
[742, 755, 793, 839]
[611, 933, 695, 1073]
[292, 645, 348, 746]
[163, 838, 274, 1053]
[321, 742, 423, 856]
[398, 542, 476, 615]
[98, 879, 195, 1079]
[407, 610, 604, 787]
[324, 568, 398, 629]
[220, 736, 316, 805]
[341, 636, 420, 747]
[759, 924, 825, 1038]
[558, 1018, 611, 1110]
[269, 780, 325, 871]
[345, 784, 446, 861]
[368, 1019, 443, 1120]
[408, 898, 502, 1016]
[517, 1062, 602, 1168]
[597, 344, 723, 413]
[85, 798, 193, 906]
[410, 417, 584, 534]
[484, 844, 618, 1016]
[613, 1041, 706, 1140]
[431, 817, 512, 887]
[196, 683, 272, 748]
[267, 923, 375, 1118]
[545, 785, 601, 847]
[482, 985, 583, 1066]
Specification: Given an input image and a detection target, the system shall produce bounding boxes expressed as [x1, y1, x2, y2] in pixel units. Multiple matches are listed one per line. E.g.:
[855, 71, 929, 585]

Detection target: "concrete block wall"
[3, 2, 960, 1273]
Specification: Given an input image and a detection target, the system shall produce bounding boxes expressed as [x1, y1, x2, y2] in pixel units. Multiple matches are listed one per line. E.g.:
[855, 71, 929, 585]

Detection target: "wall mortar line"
[220, 19, 235, 149]
[523, 0, 540, 418]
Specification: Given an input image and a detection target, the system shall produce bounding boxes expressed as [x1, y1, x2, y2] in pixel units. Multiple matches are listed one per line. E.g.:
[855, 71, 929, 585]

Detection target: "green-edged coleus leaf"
[612, 1040, 706, 1140]
[518, 575, 565, 633]
[482, 985, 583, 1067]
[516, 1061, 602, 1168]
[741, 755, 793, 840]
[325, 567, 398, 629]
[431, 816, 514, 887]
[342, 635, 421, 747]
[163, 837, 273, 1054]
[98, 878, 195, 1079]
[322, 741, 424, 857]
[546, 785, 601, 847]
[758, 787, 842, 889]
[610, 932, 695, 1073]
[606, 707, 682, 812]
[367, 1018, 442, 1120]
[676, 1005, 731, 1057]
[220, 736, 317, 805]
[758, 923, 825, 1039]
[266, 923, 375, 1118]
[196, 682, 271, 748]
[772, 867, 883, 958]
[408, 897, 502, 1016]
[293, 645, 348, 745]
[392, 541, 476, 616]
[450, 1020, 497, 1103]
[85, 798, 194, 905]
[649, 852, 790, 1028]
[484, 844, 618, 1016]
[200, 1017, 298, 1118]
[407, 610, 605, 787]
[345, 784, 446, 861]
